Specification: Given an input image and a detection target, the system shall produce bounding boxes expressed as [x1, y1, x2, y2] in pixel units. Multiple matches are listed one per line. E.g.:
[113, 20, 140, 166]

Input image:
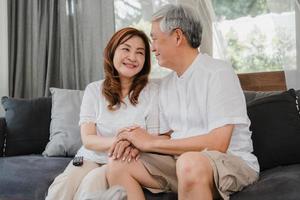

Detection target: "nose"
[151, 44, 156, 52]
[128, 51, 136, 61]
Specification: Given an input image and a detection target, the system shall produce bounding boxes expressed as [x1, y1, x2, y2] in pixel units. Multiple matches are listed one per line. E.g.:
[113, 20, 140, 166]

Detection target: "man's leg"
[176, 151, 217, 200]
[106, 158, 161, 200]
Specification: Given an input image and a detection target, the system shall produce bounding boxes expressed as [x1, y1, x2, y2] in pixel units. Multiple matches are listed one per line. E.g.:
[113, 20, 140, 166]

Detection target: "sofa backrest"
[0, 118, 5, 157]
[1, 96, 52, 156]
[245, 89, 300, 170]
[243, 90, 282, 104]
[1, 90, 300, 172]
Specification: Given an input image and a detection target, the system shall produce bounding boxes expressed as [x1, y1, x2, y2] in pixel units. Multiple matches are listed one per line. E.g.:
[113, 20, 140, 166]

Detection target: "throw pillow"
[0, 118, 6, 156]
[43, 88, 84, 157]
[247, 89, 300, 170]
[1, 96, 51, 156]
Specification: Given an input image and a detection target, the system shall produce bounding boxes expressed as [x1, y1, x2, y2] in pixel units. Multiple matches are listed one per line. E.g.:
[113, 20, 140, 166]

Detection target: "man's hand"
[116, 127, 155, 151]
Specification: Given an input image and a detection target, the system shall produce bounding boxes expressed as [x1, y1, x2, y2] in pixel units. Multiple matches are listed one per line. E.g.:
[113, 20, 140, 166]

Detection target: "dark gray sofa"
[1, 90, 300, 200]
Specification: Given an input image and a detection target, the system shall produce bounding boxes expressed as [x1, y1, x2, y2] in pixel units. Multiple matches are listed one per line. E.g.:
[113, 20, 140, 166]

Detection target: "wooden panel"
[237, 71, 287, 91]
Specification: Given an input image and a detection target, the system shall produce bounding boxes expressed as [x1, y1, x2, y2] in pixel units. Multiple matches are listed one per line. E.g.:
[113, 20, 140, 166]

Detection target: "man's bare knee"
[176, 152, 214, 188]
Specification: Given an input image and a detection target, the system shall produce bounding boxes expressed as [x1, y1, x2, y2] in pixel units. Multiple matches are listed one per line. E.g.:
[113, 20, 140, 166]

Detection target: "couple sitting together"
[46, 4, 259, 200]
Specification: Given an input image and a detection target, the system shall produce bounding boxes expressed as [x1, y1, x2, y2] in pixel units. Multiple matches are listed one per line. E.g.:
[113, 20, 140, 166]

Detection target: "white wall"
[0, 0, 8, 117]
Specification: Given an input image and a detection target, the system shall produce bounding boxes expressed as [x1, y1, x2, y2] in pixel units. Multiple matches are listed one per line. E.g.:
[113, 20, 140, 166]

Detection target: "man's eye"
[137, 52, 144, 55]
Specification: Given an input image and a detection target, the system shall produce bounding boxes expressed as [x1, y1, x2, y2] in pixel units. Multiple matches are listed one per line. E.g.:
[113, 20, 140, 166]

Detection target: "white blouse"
[76, 80, 159, 164]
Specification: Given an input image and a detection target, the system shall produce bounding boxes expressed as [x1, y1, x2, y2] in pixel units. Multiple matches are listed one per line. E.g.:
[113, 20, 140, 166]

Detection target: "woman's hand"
[109, 140, 131, 160]
[122, 145, 140, 162]
[108, 140, 140, 162]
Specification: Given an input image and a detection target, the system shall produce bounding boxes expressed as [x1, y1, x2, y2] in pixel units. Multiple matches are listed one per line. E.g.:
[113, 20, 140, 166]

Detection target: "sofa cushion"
[0, 155, 72, 200]
[43, 88, 84, 157]
[1, 96, 51, 156]
[231, 164, 300, 200]
[243, 90, 281, 104]
[247, 89, 300, 170]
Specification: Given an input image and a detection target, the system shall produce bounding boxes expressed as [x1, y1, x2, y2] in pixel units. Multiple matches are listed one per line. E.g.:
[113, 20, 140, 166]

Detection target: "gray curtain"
[8, 0, 115, 98]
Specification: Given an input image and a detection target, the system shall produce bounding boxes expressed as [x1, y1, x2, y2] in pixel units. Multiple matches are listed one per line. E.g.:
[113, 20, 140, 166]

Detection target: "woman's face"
[113, 36, 146, 81]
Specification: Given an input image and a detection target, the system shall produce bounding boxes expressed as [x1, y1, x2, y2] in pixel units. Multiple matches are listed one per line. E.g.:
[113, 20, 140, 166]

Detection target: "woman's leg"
[46, 160, 99, 200]
[106, 159, 161, 200]
[74, 164, 108, 200]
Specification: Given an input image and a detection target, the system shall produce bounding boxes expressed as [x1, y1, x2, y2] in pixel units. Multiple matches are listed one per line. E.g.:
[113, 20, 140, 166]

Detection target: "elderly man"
[106, 4, 259, 200]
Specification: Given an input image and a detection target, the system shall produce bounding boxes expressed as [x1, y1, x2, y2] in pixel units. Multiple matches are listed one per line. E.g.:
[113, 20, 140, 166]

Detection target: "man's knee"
[176, 152, 213, 187]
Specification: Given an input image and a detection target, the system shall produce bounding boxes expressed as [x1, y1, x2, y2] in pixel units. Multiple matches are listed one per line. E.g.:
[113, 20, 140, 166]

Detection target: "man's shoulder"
[141, 79, 160, 97]
[160, 72, 175, 86]
[199, 54, 232, 73]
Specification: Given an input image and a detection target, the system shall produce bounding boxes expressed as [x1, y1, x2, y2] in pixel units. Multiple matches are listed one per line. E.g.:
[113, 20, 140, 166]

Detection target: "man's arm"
[108, 130, 171, 158]
[149, 124, 234, 155]
[118, 124, 234, 156]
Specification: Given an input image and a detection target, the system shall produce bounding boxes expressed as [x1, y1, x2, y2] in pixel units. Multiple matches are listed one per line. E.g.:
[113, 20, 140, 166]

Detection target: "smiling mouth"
[123, 63, 137, 69]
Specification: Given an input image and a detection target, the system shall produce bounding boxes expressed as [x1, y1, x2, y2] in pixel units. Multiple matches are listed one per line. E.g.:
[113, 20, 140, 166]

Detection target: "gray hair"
[152, 4, 202, 48]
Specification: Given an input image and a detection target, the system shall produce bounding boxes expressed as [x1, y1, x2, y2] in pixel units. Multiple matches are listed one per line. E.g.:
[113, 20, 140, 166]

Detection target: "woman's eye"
[122, 48, 129, 51]
[137, 52, 144, 55]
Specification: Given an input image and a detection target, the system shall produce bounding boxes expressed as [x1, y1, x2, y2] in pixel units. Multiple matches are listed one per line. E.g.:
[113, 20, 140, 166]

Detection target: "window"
[114, 0, 173, 78]
[212, 0, 296, 74]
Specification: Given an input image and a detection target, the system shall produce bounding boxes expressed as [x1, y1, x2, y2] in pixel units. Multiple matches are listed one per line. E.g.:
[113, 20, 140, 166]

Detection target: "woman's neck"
[120, 77, 132, 98]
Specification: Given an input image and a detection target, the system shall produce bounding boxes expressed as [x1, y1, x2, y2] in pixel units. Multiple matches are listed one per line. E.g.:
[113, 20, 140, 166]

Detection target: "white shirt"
[76, 80, 159, 164]
[159, 53, 259, 172]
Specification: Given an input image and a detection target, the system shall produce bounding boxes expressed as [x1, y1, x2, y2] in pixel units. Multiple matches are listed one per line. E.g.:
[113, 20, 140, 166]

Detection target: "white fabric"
[159, 53, 259, 172]
[298, 0, 300, 89]
[76, 80, 159, 164]
[287, 0, 300, 89]
[272, 0, 298, 89]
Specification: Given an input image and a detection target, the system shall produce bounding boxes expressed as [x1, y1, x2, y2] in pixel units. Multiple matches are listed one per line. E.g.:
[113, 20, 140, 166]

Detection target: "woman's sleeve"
[79, 83, 98, 126]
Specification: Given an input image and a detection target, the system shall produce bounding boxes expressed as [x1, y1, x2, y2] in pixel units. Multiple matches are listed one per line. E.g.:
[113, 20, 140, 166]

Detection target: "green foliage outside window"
[212, 0, 295, 73]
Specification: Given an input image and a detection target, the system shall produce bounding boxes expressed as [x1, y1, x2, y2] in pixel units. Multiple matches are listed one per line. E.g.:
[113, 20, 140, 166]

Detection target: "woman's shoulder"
[86, 79, 104, 90]
[84, 80, 104, 98]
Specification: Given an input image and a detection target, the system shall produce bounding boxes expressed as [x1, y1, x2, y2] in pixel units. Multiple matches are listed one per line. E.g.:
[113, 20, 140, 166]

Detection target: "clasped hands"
[108, 125, 154, 163]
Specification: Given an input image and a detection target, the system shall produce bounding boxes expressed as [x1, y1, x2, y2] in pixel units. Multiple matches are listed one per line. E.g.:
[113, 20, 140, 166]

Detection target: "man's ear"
[174, 28, 184, 46]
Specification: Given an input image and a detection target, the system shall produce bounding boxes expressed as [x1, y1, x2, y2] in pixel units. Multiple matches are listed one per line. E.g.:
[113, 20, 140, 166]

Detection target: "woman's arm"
[80, 122, 116, 152]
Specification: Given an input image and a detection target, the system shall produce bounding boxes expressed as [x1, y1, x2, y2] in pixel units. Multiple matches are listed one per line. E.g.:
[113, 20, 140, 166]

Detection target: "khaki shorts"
[140, 150, 258, 199]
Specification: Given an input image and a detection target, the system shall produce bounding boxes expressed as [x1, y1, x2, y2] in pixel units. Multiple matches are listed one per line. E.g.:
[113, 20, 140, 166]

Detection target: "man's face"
[150, 21, 176, 68]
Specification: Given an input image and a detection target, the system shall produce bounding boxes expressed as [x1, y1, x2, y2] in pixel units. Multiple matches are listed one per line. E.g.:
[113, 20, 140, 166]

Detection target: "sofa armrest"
[0, 117, 6, 156]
